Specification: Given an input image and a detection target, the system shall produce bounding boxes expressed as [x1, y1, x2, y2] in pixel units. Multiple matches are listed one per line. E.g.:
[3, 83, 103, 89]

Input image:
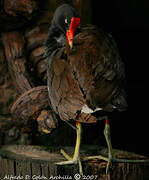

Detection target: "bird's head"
[65, 17, 80, 49]
[53, 4, 80, 49]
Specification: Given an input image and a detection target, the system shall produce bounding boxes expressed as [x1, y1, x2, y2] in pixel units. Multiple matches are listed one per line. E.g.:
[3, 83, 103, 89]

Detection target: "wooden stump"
[0, 0, 39, 32]
[0, 145, 149, 180]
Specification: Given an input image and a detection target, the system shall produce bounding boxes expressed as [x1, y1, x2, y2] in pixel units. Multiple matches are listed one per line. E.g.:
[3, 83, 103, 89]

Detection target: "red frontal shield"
[66, 17, 80, 42]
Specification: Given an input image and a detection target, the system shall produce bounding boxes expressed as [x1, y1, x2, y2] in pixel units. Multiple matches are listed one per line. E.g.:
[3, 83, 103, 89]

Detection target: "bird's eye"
[65, 18, 68, 24]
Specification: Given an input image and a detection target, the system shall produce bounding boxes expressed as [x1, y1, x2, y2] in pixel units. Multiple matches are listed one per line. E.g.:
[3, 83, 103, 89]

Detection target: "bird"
[44, 3, 127, 175]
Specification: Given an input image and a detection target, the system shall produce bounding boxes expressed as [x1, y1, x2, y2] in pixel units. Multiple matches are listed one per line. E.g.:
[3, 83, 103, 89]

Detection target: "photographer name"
[3, 175, 48, 180]
[3, 174, 74, 180]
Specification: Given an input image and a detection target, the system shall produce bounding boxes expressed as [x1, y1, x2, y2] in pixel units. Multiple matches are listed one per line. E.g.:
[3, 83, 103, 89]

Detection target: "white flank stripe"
[81, 104, 102, 114]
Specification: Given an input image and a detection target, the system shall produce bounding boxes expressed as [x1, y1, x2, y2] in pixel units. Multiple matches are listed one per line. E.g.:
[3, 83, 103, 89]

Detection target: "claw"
[56, 122, 83, 176]
[56, 149, 83, 175]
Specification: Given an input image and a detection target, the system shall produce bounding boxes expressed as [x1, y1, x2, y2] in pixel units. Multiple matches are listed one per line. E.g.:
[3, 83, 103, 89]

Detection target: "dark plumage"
[47, 25, 127, 123]
[44, 3, 127, 175]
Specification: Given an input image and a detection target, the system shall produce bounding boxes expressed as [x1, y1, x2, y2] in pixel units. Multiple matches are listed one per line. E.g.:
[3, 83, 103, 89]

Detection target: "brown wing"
[47, 48, 87, 122]
[47, 25, 127, 123]
[67, 25, 126, 111]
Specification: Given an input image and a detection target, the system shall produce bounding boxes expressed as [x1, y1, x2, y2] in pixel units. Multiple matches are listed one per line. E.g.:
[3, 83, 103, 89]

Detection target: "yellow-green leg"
[82, 117, 114, 174]
[56, 121, 83, 175]
[56, 118, 146, 175]
[104, 118, 114, 174]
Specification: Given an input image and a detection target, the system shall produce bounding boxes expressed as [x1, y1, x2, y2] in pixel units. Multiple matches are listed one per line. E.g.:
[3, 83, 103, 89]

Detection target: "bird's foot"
[82, 152, 115, 174]
[56, 149, 77, 164]
[106, 153, 113, 174]
[56, 149, 83, 175]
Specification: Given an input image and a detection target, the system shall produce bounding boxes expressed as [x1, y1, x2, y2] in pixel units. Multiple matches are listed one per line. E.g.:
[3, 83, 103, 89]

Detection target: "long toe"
[56, 157, 83, 175]
[82, 154, 114, 174]
[56, 159, 77, 165]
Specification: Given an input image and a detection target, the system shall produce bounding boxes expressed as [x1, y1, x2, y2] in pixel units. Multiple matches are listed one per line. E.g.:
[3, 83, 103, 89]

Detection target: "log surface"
[0, 0, 39, 32]
[0, 145, 149, 180]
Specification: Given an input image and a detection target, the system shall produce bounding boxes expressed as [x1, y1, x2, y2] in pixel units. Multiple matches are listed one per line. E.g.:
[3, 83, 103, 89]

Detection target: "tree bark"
[0, 145, 149, 180]
[11, 86, 58, 133]
[0, 0, 39, 32]
[2, 31, 33, 94]
[0, 0, 87, 141]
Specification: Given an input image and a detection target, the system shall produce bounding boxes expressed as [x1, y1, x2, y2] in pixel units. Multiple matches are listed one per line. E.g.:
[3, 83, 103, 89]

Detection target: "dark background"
[91, 0, 148, 155]
[0, 0, 148, 157]
[39, 0, 148, 157]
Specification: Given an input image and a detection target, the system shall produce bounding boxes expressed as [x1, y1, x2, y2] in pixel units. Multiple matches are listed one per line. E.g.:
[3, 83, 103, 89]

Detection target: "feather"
[47, 25, 127, 123]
